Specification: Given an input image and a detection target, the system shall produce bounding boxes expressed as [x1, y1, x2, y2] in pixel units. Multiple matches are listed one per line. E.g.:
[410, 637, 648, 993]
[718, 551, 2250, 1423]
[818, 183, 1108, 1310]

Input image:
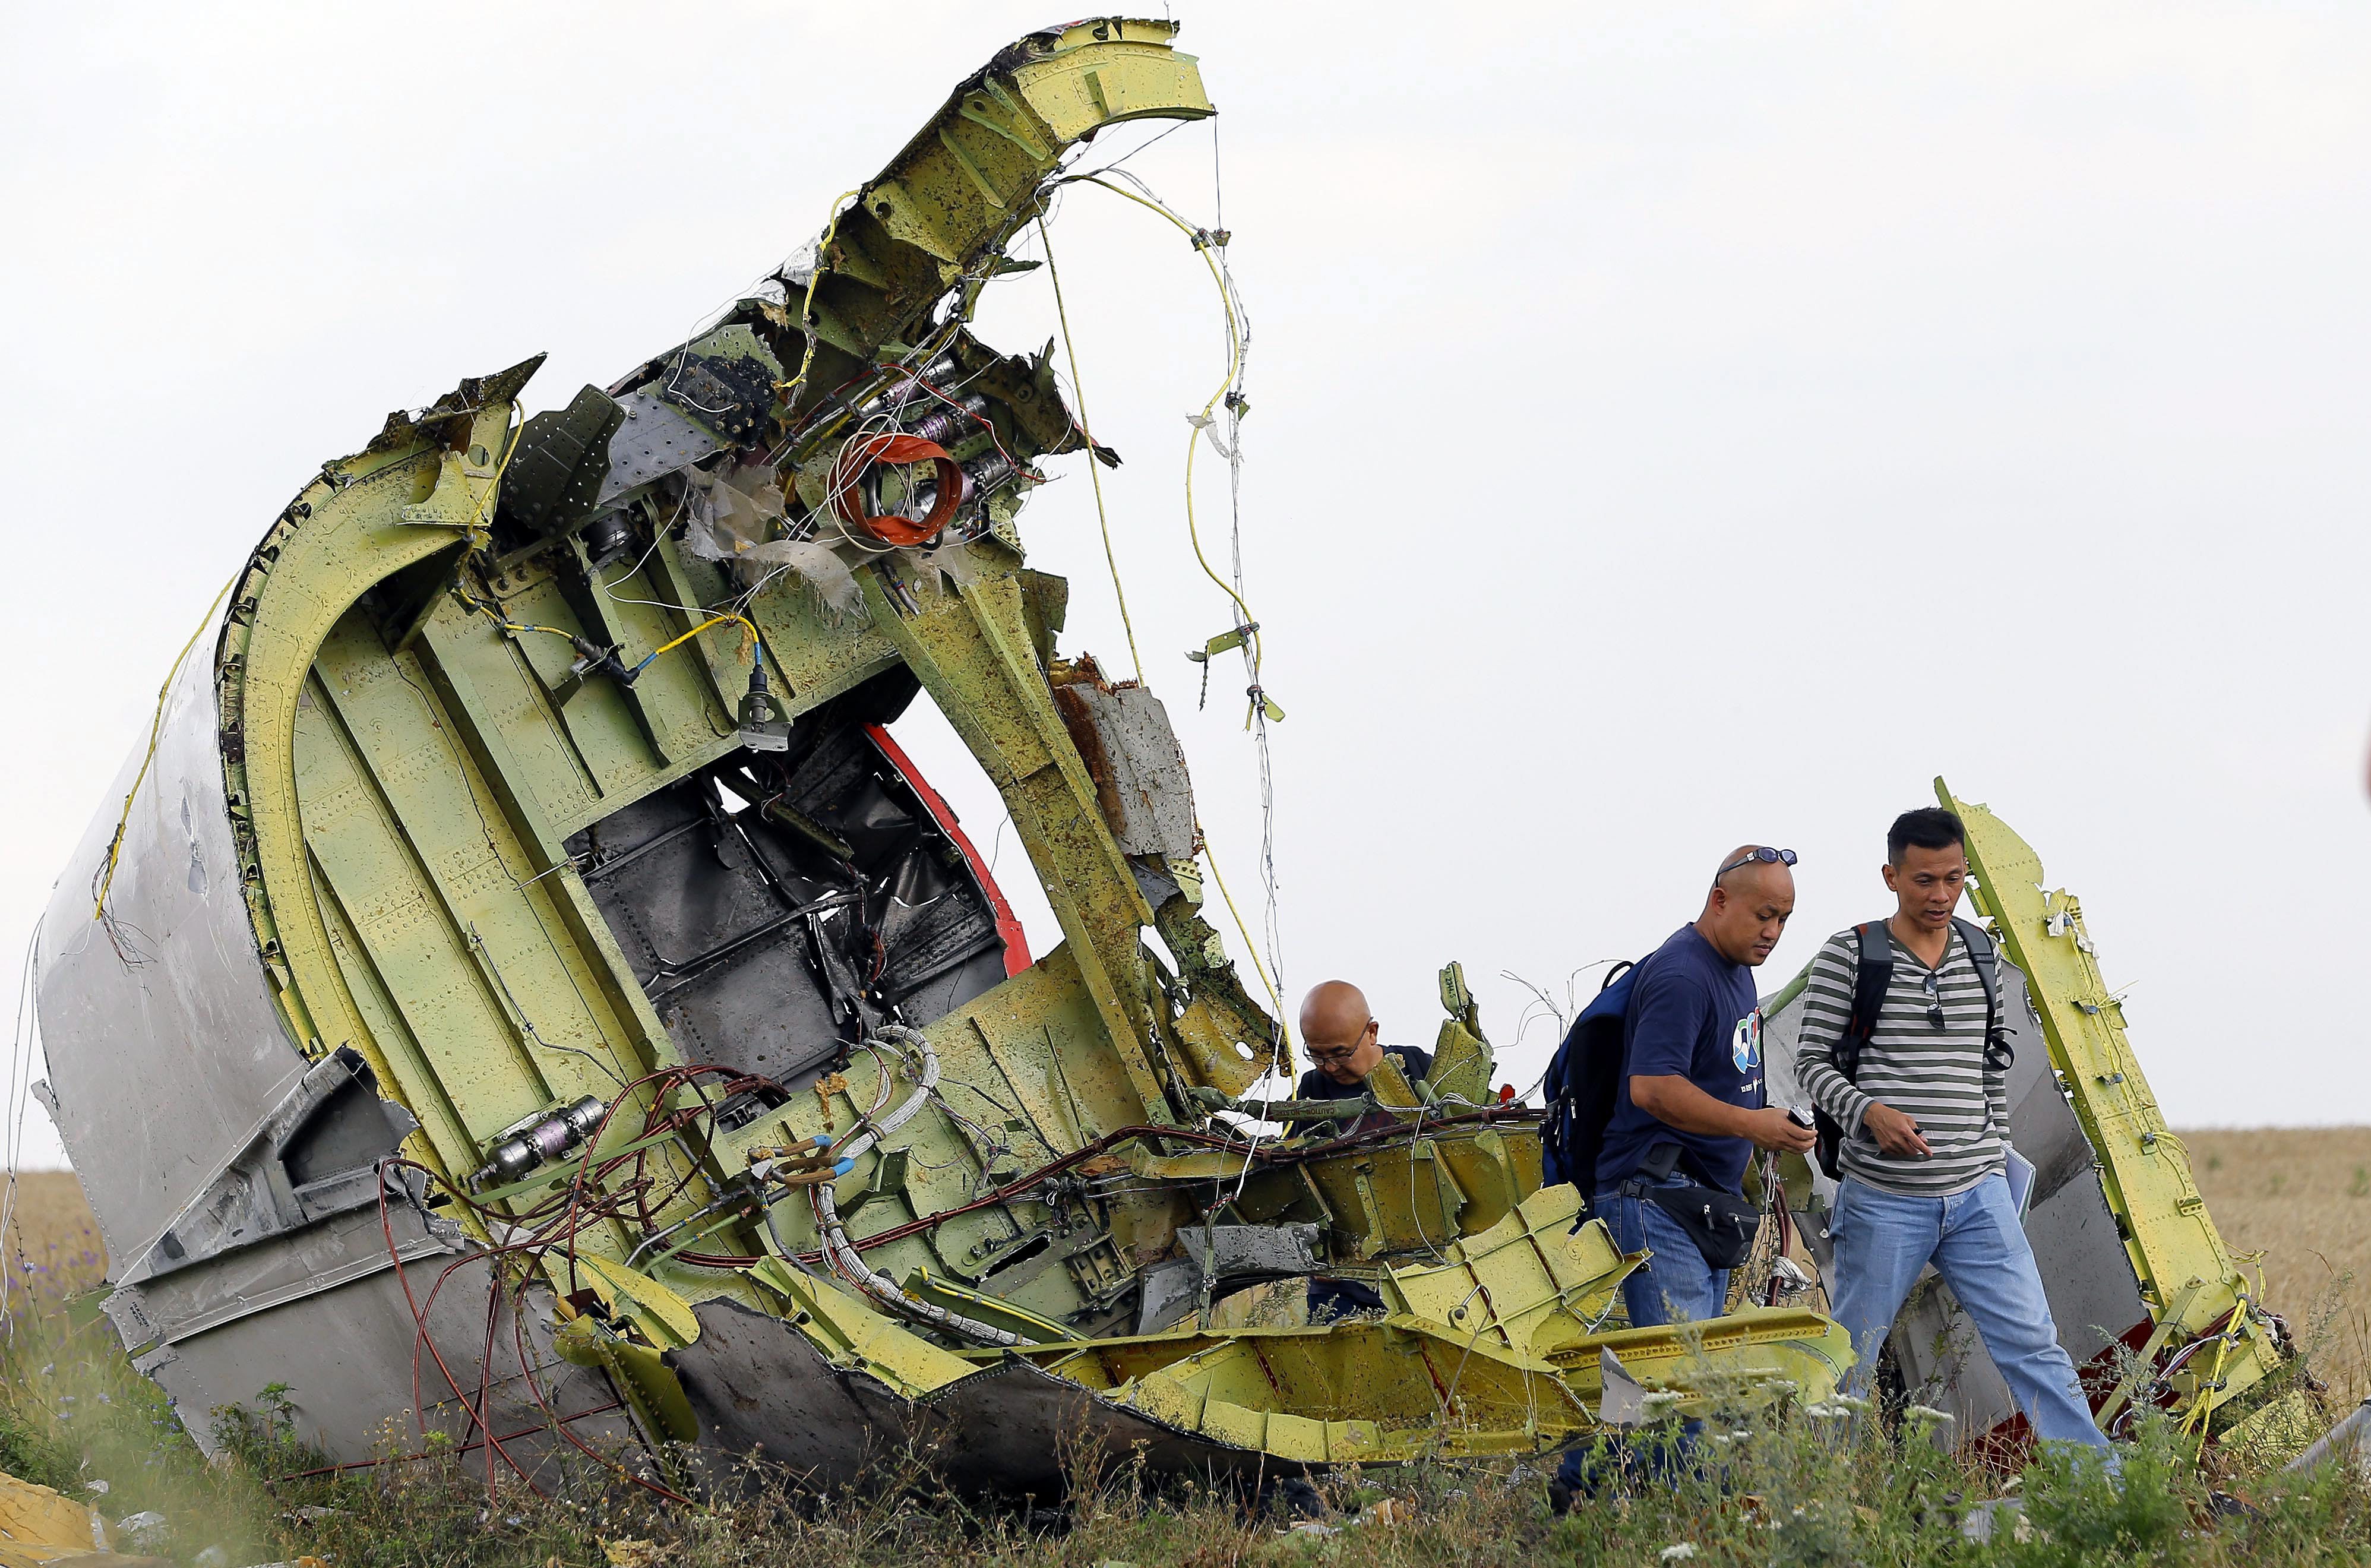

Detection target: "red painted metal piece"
[864, 722, 1031, 976]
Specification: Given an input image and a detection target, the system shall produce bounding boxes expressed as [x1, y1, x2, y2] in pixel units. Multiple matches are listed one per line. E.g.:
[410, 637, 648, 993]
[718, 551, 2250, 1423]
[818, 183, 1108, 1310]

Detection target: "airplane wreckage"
[30, 17, 2331, 1496]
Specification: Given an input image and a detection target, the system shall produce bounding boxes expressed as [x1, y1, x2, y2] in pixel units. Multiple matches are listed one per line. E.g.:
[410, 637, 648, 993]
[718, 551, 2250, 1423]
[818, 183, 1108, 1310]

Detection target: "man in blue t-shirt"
[1594, 845, 1815, 1326]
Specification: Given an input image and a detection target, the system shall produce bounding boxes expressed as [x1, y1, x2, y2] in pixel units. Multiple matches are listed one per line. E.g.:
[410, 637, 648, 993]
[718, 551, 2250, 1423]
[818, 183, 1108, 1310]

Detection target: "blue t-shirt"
[1592, 924, 1764, 1195]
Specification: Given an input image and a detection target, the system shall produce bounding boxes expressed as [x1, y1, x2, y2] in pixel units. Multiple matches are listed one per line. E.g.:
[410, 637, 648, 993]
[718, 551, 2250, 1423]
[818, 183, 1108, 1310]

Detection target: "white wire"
[1, 920, 47, 1323]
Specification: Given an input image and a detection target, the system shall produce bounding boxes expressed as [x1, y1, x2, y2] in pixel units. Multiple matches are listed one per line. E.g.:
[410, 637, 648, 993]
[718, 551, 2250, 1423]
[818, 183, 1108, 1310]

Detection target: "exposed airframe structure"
[29, 19, 2318, 1493]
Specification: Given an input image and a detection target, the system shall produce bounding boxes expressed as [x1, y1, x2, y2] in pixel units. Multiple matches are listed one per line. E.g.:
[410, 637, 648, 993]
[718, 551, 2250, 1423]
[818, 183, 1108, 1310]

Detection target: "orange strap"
[829, 432, 963, 546]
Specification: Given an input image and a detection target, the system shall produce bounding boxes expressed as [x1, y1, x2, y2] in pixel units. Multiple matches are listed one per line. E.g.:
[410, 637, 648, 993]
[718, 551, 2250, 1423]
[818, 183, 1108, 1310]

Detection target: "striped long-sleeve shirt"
[1794, 924, 2008, 1197]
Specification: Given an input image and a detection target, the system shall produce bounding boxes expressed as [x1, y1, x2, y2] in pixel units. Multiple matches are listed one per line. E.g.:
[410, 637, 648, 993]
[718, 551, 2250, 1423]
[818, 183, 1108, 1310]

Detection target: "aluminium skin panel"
[34, 625, 308, 1268]
[33, 623, 636, 1465]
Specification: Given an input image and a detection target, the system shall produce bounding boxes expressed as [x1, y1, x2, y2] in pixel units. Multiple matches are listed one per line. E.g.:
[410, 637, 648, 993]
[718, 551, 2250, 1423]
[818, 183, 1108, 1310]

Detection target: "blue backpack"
[1539, 959, 1640, 1201]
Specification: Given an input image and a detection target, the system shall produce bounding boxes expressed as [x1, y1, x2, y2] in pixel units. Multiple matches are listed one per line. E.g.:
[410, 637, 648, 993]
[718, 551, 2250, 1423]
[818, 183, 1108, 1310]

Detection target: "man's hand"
[1743, 1107, 1817, 1153]
[1863, 1101, 1931, 1159]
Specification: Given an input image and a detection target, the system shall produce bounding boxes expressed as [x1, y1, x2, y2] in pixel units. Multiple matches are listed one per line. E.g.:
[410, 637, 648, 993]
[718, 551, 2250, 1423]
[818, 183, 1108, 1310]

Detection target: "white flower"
[1804, 1402, 1848, 1419]
[1905, 1404, 1955, 1425]
[1832, 1393, 1870, 1412]
[1659, 1545, 1699, 1563]
[1641, 1390, 1686, 1412]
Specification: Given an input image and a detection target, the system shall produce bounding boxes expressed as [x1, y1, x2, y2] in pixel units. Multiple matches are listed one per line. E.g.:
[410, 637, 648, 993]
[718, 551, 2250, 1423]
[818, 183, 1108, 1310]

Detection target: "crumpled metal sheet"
[667, 1298, 1592, 1493]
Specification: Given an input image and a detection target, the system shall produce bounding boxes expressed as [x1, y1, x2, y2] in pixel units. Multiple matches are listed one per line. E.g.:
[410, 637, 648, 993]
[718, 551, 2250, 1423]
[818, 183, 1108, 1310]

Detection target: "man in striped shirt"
[1795, 807, 2111, 1455]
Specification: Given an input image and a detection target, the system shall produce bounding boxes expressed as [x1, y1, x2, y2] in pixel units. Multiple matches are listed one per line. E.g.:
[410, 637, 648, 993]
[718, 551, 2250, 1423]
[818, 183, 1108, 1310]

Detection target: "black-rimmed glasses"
[1921, 969, 1946, 1030]
[1715, 846, 1798, 880]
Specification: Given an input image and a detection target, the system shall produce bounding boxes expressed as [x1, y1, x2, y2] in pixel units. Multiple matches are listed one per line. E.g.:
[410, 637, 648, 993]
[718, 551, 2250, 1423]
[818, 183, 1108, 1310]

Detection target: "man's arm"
[1627, 972, 1810, 1154]
[1630, 1073, 1813, 1152]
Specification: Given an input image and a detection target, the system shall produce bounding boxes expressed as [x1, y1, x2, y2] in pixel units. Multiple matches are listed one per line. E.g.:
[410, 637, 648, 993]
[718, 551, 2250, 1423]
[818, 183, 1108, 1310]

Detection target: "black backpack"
[1810, 916, 2011, 1179]
[1539, 959, 1639, 1205]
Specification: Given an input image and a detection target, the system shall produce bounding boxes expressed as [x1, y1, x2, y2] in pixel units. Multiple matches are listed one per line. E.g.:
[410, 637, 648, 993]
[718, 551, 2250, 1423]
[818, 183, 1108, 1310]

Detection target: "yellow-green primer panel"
[1942, 779, 2287, 1425]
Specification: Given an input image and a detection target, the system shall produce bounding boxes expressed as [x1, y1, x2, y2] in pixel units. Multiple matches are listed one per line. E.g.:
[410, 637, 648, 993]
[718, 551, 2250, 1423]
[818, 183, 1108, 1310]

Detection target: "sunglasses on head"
[1715, 846, 1798, 881]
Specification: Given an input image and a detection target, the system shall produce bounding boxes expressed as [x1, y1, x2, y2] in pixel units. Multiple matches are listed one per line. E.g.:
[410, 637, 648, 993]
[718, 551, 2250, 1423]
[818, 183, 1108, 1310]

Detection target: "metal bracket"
[116, 1046, 420, 1285]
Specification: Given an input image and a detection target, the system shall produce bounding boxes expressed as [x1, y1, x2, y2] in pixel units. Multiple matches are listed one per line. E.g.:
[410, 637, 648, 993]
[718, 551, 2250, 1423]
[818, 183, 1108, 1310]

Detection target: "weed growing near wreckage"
[2, 1171, 2367, 1566]
[3, 1292, 2367, 1566]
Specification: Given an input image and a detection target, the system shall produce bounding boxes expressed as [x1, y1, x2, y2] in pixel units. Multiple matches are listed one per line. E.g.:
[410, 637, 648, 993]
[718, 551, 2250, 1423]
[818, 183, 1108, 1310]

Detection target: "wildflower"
[1905, 1404, 1954, 1427]
[1659, 1545, 1698, 1562]
[1831, 1393, 1870, 1412]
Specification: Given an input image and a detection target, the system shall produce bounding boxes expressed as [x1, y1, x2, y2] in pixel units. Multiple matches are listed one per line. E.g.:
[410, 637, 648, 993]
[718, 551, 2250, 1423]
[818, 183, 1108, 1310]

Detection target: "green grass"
[2, 1261, 2366, 1567]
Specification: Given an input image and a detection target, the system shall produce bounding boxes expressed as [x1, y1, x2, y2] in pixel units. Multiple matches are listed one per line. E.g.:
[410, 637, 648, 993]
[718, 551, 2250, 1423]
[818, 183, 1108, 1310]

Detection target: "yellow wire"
[2184, 1319, 2236, 1458]
[93, 574, 238, 920]
[1051, 178, 1287, 1044]
[1199, 827, 1289, 1050]
[1072, 176, 1264, 684]
[644, 612, 758, 664]
[460, 399, 528, 541]
[451, 402, 755, 668]
[781, 189, 862, 415]
[1035, 213, 1145, 682]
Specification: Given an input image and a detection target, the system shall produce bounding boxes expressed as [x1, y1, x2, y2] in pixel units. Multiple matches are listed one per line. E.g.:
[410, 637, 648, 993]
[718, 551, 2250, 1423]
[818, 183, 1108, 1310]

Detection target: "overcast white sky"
[4, 2, 2367, 1167]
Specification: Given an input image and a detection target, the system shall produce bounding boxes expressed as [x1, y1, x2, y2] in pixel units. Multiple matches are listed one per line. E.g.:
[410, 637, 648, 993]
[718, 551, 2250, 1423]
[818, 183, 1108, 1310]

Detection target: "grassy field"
[0, 1138, 2363, 1567]
[2179, 1128, 2371, 1402]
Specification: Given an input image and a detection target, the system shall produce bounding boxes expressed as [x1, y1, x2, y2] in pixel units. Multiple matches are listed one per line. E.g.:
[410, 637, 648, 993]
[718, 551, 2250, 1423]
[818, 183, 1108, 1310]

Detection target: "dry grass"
[1, 1171, 108, 1303]
[8, 1134, 2366, 1395]
[0, 1162, 2366, 1564]
[2178, 1127, 2371, 1403]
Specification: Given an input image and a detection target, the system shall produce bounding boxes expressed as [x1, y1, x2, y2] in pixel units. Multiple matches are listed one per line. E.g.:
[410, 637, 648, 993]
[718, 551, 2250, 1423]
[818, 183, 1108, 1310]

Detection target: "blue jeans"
[1556, 1175, 1724, 1498]
[1596, 1173, 1731, 1327]
[1829, 1172, 2110, 1452]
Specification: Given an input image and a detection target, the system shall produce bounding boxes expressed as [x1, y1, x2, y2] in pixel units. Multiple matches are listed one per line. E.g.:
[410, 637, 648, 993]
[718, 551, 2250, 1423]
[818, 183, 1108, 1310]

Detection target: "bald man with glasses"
[1289, 981, 1433, 1320]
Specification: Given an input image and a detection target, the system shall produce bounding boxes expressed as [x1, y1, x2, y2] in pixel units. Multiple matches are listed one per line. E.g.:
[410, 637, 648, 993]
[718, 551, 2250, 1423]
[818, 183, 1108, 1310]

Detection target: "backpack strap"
[1838, 920, 1893, 1085]
[1812, 921, 1896, 1181]
[1952, 916, 2014, 1072]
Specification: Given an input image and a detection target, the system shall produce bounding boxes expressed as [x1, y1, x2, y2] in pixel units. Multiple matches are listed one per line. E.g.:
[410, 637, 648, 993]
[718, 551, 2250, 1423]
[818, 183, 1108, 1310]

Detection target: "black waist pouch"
[1640, 1181, 1763, 1272]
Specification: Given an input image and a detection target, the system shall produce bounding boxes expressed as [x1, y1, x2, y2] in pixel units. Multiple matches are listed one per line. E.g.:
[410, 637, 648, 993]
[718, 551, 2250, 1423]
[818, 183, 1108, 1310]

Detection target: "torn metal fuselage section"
[36, 19, 1848, 1491]
[33, 17, 2307, 1491]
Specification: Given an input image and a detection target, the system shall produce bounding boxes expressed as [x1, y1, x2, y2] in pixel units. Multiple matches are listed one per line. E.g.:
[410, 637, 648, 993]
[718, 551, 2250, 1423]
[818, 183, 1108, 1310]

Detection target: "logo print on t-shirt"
[1732, 1010, 1762, 1072]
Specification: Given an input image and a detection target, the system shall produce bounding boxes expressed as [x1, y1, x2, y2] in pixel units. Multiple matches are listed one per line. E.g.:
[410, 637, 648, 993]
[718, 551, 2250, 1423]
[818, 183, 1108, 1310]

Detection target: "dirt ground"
[5, 1128, 2364, 1398]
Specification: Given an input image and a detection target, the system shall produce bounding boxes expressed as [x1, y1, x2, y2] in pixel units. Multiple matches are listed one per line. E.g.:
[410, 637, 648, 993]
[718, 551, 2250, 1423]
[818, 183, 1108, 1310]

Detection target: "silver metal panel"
[146, 1265, 632, 1469]
[595, 391, 722, 504]
[34, 624, 310, 1266]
